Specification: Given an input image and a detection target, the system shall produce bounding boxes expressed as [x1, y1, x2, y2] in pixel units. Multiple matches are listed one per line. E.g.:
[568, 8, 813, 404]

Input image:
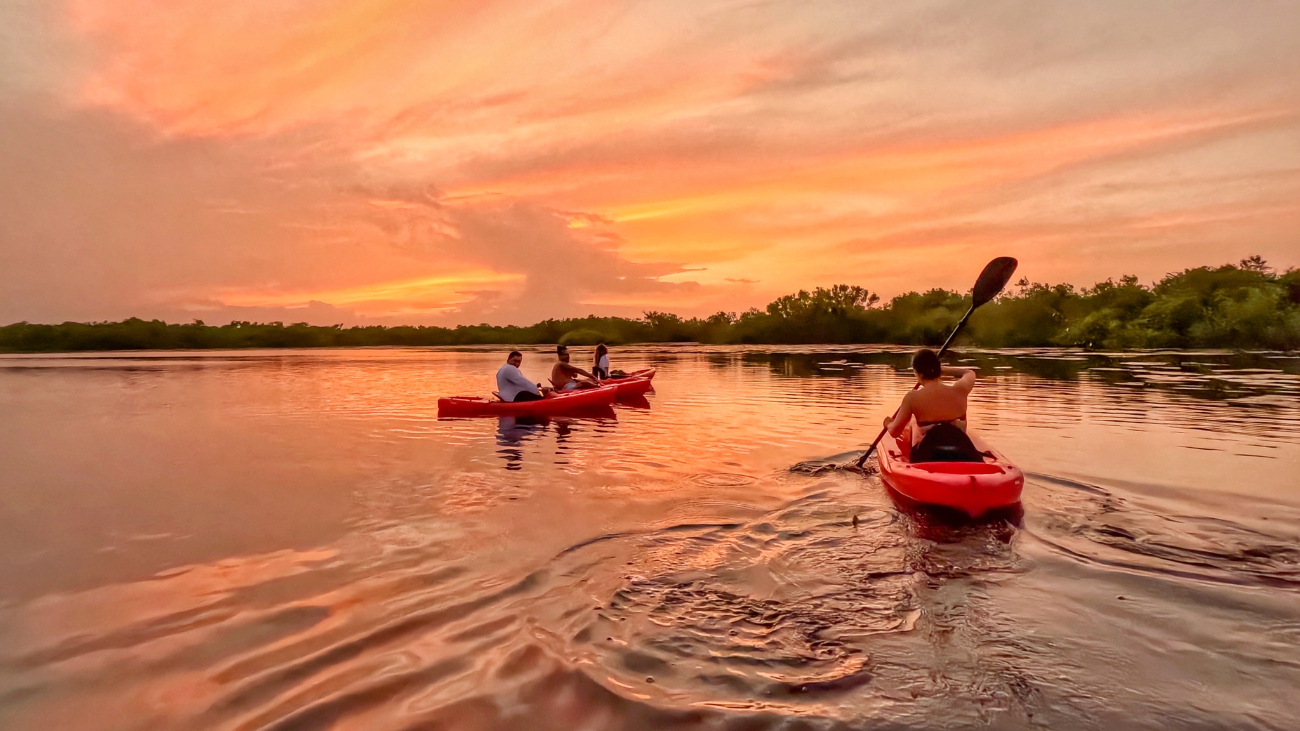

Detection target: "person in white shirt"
[496, 351, 545, 402]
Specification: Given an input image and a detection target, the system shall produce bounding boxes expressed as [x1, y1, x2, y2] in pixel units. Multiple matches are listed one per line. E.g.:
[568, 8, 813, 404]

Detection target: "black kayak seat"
[910, 423, 986, 463]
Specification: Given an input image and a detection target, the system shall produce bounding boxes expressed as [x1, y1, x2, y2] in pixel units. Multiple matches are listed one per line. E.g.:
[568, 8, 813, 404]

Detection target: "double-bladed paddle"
[855, 256, 1019, 470]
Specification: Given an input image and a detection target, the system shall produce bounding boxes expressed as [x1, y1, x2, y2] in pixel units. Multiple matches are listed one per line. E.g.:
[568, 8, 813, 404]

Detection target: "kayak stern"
[877, 431, 1024, 517]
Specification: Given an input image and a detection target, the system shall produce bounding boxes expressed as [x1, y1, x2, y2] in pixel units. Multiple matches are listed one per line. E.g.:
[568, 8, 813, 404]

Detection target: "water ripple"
[2, 346, 1298, 730]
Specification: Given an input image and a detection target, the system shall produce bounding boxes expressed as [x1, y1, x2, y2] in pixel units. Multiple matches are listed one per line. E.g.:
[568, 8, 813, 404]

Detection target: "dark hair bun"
[912, 348, 942, 379]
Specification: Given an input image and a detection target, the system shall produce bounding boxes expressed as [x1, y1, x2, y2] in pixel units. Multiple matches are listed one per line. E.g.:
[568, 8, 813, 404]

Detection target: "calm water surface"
[1, 346, 1298, 730]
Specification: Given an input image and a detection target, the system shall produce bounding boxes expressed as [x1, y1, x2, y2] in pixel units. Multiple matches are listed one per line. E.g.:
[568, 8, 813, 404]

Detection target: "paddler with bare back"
[550, 345, 602, 391]
[881, 348, 983, 462]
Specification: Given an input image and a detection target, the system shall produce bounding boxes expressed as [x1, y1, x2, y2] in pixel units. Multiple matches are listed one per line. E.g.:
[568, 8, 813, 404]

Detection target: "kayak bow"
[607, 368, 655, 397]
[607, 367, 655, 381]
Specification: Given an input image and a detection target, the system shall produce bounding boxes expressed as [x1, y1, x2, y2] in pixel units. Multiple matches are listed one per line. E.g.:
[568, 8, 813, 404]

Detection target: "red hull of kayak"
[603, 368, 655, 397]
[877, 430, 1023, 518]
[610, 374, 654, 397]
[439, 384, 618, 417]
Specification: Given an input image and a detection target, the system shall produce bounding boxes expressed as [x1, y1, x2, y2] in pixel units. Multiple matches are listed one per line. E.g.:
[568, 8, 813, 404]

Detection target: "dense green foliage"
[3, 258, 1297, 353]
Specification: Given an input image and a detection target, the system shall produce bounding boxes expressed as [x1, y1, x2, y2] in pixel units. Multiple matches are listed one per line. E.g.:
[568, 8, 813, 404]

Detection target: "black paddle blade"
[971, 257, 1018, 307]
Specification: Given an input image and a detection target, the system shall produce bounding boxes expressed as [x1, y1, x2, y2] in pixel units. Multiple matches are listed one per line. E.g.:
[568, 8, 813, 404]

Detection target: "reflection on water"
[1, 346, 1298, 730]
[492, 409, 620, 471]
[496, 416, 546, 471]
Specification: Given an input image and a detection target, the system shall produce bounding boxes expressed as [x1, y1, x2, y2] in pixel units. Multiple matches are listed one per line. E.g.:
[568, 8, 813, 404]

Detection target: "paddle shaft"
[855, 304, 976, 468]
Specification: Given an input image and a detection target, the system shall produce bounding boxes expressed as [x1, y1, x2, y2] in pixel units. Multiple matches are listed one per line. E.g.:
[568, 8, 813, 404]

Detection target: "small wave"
[540, 489, 1024, 711]
[789, 451, 873, 475]
[1025, 474, 1300, 590]
[686, 473, 758, 487]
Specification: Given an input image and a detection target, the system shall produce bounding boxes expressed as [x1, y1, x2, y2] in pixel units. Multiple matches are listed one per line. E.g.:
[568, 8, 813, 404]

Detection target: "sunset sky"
[2, 1, 1298, 325]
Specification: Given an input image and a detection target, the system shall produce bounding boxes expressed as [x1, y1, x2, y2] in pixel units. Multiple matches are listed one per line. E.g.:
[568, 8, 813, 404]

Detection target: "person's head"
[595, 343, 608, 357]
[557, 344, 570, 363]
[507, 350, 523, 367]
[912, 348, 942, 381]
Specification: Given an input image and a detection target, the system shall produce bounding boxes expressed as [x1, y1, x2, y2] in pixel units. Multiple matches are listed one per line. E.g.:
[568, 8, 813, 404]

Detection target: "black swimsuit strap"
[917, 415, 967, 427]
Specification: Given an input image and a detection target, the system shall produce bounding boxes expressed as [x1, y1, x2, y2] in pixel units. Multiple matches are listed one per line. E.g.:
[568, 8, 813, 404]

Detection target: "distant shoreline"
[0, 343, 1293, 357]
[3, 258, 1298, 353]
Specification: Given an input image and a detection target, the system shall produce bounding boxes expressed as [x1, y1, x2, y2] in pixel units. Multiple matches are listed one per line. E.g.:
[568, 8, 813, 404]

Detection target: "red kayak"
[877, 429, 1023, 518]
[606, 368, 656, 397]
[609, 377, 653, 397]
[439, 384, 617, 417]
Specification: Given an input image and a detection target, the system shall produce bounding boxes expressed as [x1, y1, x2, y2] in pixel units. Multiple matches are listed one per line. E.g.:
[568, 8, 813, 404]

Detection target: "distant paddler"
[551, 344, 602, 391]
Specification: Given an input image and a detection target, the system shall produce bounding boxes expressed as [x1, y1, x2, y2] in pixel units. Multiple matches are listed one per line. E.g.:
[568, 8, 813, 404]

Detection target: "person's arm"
[883, 393, 914, 437]
[563, 363, 599, 381]
[943, 366, 976, 392]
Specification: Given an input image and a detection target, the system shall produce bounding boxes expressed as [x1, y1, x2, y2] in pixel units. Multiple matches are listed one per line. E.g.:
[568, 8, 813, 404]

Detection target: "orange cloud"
[63, 0, 781, 143]
[216, 269, 524, 315]
[581, 108, 1298, 275]
[67, 0, 507, 136]
[1, 1, 1295, 324]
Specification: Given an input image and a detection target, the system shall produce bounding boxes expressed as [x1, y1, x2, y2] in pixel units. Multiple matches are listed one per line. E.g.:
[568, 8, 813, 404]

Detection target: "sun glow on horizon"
[215, 270, 525, 315]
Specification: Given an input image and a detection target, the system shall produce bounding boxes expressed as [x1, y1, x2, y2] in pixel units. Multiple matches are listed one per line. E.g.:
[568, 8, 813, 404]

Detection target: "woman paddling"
[882, 349, 983, 462]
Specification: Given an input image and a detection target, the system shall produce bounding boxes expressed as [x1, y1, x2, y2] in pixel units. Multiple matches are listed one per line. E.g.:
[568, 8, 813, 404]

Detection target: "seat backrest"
[911, 423, 984, 463]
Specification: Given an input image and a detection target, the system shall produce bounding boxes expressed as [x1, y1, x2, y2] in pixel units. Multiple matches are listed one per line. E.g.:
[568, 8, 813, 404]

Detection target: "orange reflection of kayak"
[438, 384, 618, 418]
[877, 429, 1024, 518]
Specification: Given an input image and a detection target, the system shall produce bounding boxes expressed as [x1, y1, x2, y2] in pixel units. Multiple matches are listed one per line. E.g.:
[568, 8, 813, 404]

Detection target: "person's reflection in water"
[497, 408, 618, 469]
[496, 416, 548, 470]
[552, 418, 575, 463]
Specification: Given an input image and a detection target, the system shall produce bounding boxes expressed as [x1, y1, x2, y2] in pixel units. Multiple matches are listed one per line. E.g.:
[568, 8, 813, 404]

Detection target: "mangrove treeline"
[3, 257, 1298, 353]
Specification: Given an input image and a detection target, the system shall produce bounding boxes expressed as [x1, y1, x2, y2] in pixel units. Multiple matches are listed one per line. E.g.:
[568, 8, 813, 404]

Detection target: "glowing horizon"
[2, 1, 1298, 326]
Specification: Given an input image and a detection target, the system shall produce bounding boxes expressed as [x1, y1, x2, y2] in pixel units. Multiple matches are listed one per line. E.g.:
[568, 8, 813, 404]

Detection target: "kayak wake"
[790, 451, 877, 475]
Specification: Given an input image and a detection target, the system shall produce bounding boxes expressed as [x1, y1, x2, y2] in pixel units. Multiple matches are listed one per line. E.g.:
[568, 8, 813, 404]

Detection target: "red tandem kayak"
[439, 383, 617, 417]
[877, 429, 1024, 518]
